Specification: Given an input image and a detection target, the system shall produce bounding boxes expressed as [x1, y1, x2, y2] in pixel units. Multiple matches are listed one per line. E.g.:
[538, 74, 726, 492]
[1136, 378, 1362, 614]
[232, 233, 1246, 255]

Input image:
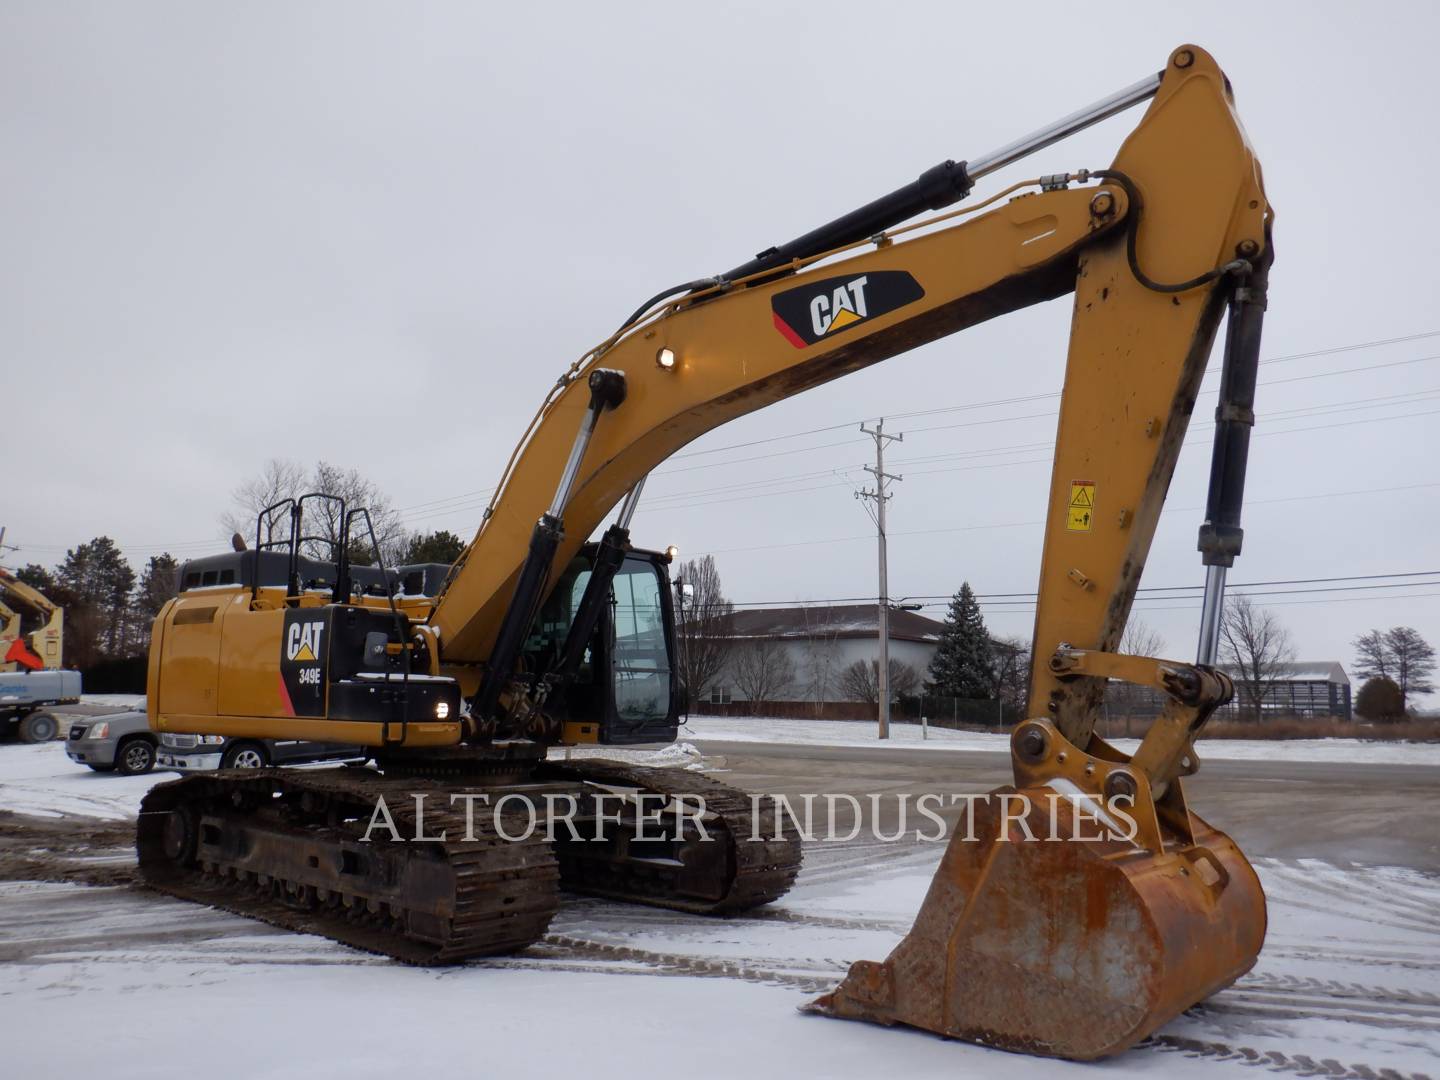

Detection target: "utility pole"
[857, 419, 902, 739]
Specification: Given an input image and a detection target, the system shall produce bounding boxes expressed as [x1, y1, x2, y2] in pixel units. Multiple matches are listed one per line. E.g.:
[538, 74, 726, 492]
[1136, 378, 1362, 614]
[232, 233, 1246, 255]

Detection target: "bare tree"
[222, 458, 305, 547]
[989, 635, 1030, 713]
[674, 555, 733, 707]
[307, 461, 406, 565]
[1352, 629, 1392, 683]
[1350, 626, 1435, 712]
[730, 639, 798, 713]
[838, 658, 920, 705]
[1120, 618, 1166, 658]
[797, 606, 843, 716]
[1385, 626, 1435, 710]
[837, 661, 873, 704]
[222, 459, 406, 564]
[1219, 595, 1295, 722]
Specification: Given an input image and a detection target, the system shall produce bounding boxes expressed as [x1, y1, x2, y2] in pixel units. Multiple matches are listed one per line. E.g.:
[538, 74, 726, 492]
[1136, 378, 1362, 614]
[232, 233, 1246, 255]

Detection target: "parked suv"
[157, 732, 365, 772]
[65, 711, 157, 775]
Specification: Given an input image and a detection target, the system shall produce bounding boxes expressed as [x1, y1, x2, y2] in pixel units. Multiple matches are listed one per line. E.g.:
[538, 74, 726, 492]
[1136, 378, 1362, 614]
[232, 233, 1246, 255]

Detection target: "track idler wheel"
[807, 721, 1266, 1060]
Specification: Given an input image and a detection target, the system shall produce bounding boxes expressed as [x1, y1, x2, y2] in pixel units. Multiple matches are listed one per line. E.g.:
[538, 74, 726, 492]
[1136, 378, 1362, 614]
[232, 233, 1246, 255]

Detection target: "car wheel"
[18, 711, 59, 744]
[116, 737, 156, 776]
[222, 742, 269, 769]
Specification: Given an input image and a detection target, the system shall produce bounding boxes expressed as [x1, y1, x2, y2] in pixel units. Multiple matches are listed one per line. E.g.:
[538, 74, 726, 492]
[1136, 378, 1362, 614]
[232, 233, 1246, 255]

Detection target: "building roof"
[1219, 661, 1349, 686]
[723, 604, 947, 645]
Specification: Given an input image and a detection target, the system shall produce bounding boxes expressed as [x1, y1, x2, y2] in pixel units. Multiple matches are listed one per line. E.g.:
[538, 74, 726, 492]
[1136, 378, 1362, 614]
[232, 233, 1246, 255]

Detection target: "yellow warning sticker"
[1067, 481, 1096, 532]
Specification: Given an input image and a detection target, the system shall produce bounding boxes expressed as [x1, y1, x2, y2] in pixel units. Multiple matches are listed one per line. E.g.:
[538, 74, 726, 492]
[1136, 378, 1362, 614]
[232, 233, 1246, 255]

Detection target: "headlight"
[88, 722, 110, 740]
[200, 735, 225, 745]
[435, 700, 451, 720]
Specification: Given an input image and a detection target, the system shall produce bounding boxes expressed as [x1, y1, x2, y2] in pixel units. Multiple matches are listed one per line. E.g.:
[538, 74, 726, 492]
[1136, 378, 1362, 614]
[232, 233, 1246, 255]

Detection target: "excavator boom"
[430, 46, 1266, 698]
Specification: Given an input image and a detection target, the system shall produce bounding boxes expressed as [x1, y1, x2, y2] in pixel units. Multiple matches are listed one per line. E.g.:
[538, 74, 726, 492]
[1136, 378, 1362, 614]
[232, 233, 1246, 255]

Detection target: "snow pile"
[555, 740, 711, 771]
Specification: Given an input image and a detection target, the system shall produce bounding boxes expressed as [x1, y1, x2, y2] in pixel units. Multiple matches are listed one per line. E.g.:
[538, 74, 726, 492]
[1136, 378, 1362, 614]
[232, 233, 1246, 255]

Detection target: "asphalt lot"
[690, 739, 1440, 872]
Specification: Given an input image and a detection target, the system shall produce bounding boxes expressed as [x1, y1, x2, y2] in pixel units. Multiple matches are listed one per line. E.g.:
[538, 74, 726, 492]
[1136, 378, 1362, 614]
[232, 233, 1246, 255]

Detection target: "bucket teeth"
[807, 786, 1265, 1060]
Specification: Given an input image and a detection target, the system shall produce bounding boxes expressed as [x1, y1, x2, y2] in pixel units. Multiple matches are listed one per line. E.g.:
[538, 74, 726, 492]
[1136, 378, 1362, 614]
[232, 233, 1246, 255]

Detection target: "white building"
[707, 604, 945, 706]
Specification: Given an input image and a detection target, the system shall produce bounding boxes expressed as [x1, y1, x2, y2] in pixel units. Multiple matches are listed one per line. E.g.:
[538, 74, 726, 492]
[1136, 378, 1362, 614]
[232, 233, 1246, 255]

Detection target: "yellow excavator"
[139, 44, 1270, 1060]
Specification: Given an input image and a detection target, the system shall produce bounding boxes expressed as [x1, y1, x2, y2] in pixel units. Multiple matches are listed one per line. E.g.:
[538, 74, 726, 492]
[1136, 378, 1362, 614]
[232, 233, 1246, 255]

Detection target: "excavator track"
[137, 768, 561, 965]
[538, 758, 803, 915]
[136, 759, 800, 965]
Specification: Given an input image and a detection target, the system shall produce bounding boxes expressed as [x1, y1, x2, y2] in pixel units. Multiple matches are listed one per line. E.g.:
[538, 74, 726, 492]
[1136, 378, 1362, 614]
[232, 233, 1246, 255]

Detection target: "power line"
[33, 462, 1423, 562]
[18, 331, 1440, 558]
[977, 591, 1440, 615]
[398, 352, 1440, 528]
[641, 379, 1440, 511]
[658, 329, 1440, 465]
[391, 342, 1440, 528]
[395, 487, 496, 514]
[648, 353, 1440, 482]
[687, 480, 1440, 558]
[665, 417, 1440, 524]
[726, 573, 1440, 610]
[915, 580, 1440, 612]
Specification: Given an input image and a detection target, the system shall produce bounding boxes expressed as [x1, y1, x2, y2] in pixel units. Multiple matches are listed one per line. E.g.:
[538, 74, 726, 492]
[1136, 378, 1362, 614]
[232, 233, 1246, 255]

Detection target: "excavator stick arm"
[805, 45, 1272, 1059]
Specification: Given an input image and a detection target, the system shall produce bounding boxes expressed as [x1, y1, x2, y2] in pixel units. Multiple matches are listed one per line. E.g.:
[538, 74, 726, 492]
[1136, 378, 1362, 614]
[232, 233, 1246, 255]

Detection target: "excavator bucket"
[808, 721, 1266, 1060]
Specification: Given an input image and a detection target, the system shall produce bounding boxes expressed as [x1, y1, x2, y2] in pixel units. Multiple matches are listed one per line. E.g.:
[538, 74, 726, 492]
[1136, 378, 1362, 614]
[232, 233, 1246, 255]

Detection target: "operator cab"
[525, 545, 681, 746]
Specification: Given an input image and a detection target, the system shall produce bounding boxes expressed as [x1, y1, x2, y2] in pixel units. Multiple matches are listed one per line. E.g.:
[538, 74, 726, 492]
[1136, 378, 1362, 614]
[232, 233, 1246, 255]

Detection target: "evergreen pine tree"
[927, 582, 994, 698]
[56, 537, 135, 666]
[403, 530, 466, 565]
[128, 553, 179, 650]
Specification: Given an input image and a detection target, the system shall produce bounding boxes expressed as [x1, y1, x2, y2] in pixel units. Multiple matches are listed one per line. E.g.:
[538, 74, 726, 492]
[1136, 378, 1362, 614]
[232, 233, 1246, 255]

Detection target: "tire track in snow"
[1145, 1035, 1434, 1080]
[1259, 863, 1440, 936]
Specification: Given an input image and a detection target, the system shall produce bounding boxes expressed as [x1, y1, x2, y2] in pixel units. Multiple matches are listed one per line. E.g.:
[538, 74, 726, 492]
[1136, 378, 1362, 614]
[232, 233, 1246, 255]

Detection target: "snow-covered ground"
[682, 714, 1440, 765]
[2, 741, 1436, 1078]
[80, 693, 146, 709]
[0, 740, 711, 822]
[0, 740, 159, 820]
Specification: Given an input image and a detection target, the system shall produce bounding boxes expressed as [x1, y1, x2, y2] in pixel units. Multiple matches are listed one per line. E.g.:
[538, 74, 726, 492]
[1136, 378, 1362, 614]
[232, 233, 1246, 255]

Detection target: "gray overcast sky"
[4, 2, 1438, 697]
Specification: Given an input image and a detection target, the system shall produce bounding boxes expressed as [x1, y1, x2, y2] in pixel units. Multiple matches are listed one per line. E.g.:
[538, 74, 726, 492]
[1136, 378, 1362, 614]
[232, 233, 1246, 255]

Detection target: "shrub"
[1355, 677, 1405, 721]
